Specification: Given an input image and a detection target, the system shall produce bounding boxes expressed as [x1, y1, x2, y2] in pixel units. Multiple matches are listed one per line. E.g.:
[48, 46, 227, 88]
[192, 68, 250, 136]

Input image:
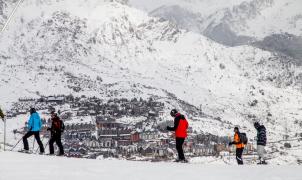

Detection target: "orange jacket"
[234, 133, 244, 149]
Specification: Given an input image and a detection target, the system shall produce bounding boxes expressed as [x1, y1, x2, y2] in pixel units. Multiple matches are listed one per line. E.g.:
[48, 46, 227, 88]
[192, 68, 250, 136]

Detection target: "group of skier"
[0, 106, 267, 164]
[12, 108, 65, 156]
[228, 123, 267, 165]
[167, 109, 267, 164]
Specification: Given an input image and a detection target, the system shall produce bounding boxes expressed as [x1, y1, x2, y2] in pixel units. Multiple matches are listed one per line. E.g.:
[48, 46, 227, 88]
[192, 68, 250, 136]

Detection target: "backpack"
[53, 118, 65, 133]
[60, 120, 65, 133]
[239, 132, 248, 144]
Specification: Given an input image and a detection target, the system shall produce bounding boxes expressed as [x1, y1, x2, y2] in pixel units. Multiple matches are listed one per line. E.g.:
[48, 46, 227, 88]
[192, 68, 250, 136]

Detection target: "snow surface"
[0, 151, 301, 180]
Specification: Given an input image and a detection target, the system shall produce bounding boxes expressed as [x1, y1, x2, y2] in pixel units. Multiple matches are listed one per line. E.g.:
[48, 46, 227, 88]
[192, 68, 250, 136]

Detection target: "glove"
[166, 126, 169, 130]
[47, 128, 51, 131]
[228, 142, 233, 146]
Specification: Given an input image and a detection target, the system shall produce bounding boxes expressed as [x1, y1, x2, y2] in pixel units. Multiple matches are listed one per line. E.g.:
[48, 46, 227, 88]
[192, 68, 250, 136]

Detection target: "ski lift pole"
[3, 116, 6, 151]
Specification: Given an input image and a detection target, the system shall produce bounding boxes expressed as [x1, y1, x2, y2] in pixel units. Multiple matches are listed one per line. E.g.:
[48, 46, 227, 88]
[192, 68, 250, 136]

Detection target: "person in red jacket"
[167, 109, 189, 162]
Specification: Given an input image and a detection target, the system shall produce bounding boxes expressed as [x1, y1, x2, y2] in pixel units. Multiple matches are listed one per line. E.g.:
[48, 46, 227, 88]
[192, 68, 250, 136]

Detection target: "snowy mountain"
[253, 33, 302, 62]
[129, 0, 302, 46]
[0, 0, 302, 163]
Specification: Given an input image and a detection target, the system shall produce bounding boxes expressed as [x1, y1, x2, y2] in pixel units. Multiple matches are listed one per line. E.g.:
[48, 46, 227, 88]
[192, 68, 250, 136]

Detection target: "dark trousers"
[176, 138, 185, 160]
[23, 131, 44, 153]
[49, 133, 64, 155]
[236, 148, 244, 165]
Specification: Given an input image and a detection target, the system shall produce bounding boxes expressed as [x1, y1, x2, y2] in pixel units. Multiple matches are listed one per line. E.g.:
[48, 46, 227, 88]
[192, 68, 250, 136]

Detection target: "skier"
[47, 111, 65, 156]
[0, 107, 4, 119]
[166, 109, 189, 162]
[254, 122, 267, 164]
[229, 127, 245, 165]
[22, 108, 44, 154]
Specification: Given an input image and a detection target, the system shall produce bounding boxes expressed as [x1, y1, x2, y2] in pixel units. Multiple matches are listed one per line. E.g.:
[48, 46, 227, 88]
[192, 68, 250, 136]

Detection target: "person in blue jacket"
[22, 108, 44, 153]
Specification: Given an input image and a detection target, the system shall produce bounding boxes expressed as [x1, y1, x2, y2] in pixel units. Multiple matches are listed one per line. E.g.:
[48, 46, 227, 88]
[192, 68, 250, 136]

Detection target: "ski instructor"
[166, 109, 189, 162]
[22, 108, 44, 154]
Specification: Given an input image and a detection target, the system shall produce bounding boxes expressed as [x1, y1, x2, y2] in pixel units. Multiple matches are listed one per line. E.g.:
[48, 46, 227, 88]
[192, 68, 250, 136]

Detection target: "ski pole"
[43, 138, 51, 152]
[35, 135, 47, 154]
[32, 137, 36, 151]
[228, 149, 231, 164]
[10, 137, 23, 151]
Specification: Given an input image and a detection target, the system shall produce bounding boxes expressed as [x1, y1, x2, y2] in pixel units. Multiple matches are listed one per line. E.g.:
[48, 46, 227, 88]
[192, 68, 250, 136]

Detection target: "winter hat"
[30, 108, 36, 115]
[234, 127, 239, 131]
[170, 109, 178, 117]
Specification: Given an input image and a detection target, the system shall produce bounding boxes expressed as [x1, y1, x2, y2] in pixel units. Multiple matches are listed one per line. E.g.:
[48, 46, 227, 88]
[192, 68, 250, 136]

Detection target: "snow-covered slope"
[0, 151, 301, 180]
[0, 0, 302, 153]
[129, 0, 302, 45]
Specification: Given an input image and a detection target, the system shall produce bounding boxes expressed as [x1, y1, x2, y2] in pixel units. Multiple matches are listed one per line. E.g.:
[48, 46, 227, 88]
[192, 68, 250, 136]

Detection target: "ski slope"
[0, 151, 301, 180]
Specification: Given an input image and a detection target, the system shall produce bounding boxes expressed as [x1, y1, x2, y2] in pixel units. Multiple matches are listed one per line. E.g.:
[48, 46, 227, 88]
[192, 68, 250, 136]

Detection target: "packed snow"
[0, 151, 301, 180]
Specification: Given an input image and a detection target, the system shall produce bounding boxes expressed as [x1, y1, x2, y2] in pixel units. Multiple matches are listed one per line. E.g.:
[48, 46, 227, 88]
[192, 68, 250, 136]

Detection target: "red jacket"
[167, 113, 189, 138]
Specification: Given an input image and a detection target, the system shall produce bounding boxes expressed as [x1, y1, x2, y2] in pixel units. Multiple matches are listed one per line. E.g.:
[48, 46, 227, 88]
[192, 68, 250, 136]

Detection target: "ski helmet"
[170, 109, 178, 117]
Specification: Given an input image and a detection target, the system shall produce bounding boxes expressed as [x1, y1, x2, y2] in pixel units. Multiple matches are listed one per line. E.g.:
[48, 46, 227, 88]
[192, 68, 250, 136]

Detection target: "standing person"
[0, 107, 4, 119]
[229, 127, 245, 165]
[0, 107, 5, 149]
[254, 122, 267, 165]
[166, 109, 189, 162]
[47, 111, 64, 156]
[22, 108, 44, 154]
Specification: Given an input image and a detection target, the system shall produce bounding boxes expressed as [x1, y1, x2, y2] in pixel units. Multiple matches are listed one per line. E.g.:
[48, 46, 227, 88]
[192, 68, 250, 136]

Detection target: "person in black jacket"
[254, 122, 267, 164]
[166, 109, 189, 162]
[47, 111, 64, 156]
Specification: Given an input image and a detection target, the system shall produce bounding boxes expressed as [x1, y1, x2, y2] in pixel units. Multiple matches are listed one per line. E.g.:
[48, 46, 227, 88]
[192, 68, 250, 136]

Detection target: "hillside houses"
[64, 122, 95, 140]
[8, 95, 257, 160]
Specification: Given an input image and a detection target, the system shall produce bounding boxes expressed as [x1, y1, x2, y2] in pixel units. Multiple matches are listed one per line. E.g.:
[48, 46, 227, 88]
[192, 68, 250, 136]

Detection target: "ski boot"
[18, 149, 30, 154]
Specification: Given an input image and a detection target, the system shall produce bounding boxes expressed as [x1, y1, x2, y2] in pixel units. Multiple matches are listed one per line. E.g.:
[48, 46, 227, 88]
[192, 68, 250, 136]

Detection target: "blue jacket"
[27, 112, 42, 132]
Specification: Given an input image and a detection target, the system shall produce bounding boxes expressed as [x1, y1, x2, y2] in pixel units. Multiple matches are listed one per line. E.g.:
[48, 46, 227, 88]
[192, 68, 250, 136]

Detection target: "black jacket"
[256, 125, 267, 146]
[167, 113, 185, 131]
